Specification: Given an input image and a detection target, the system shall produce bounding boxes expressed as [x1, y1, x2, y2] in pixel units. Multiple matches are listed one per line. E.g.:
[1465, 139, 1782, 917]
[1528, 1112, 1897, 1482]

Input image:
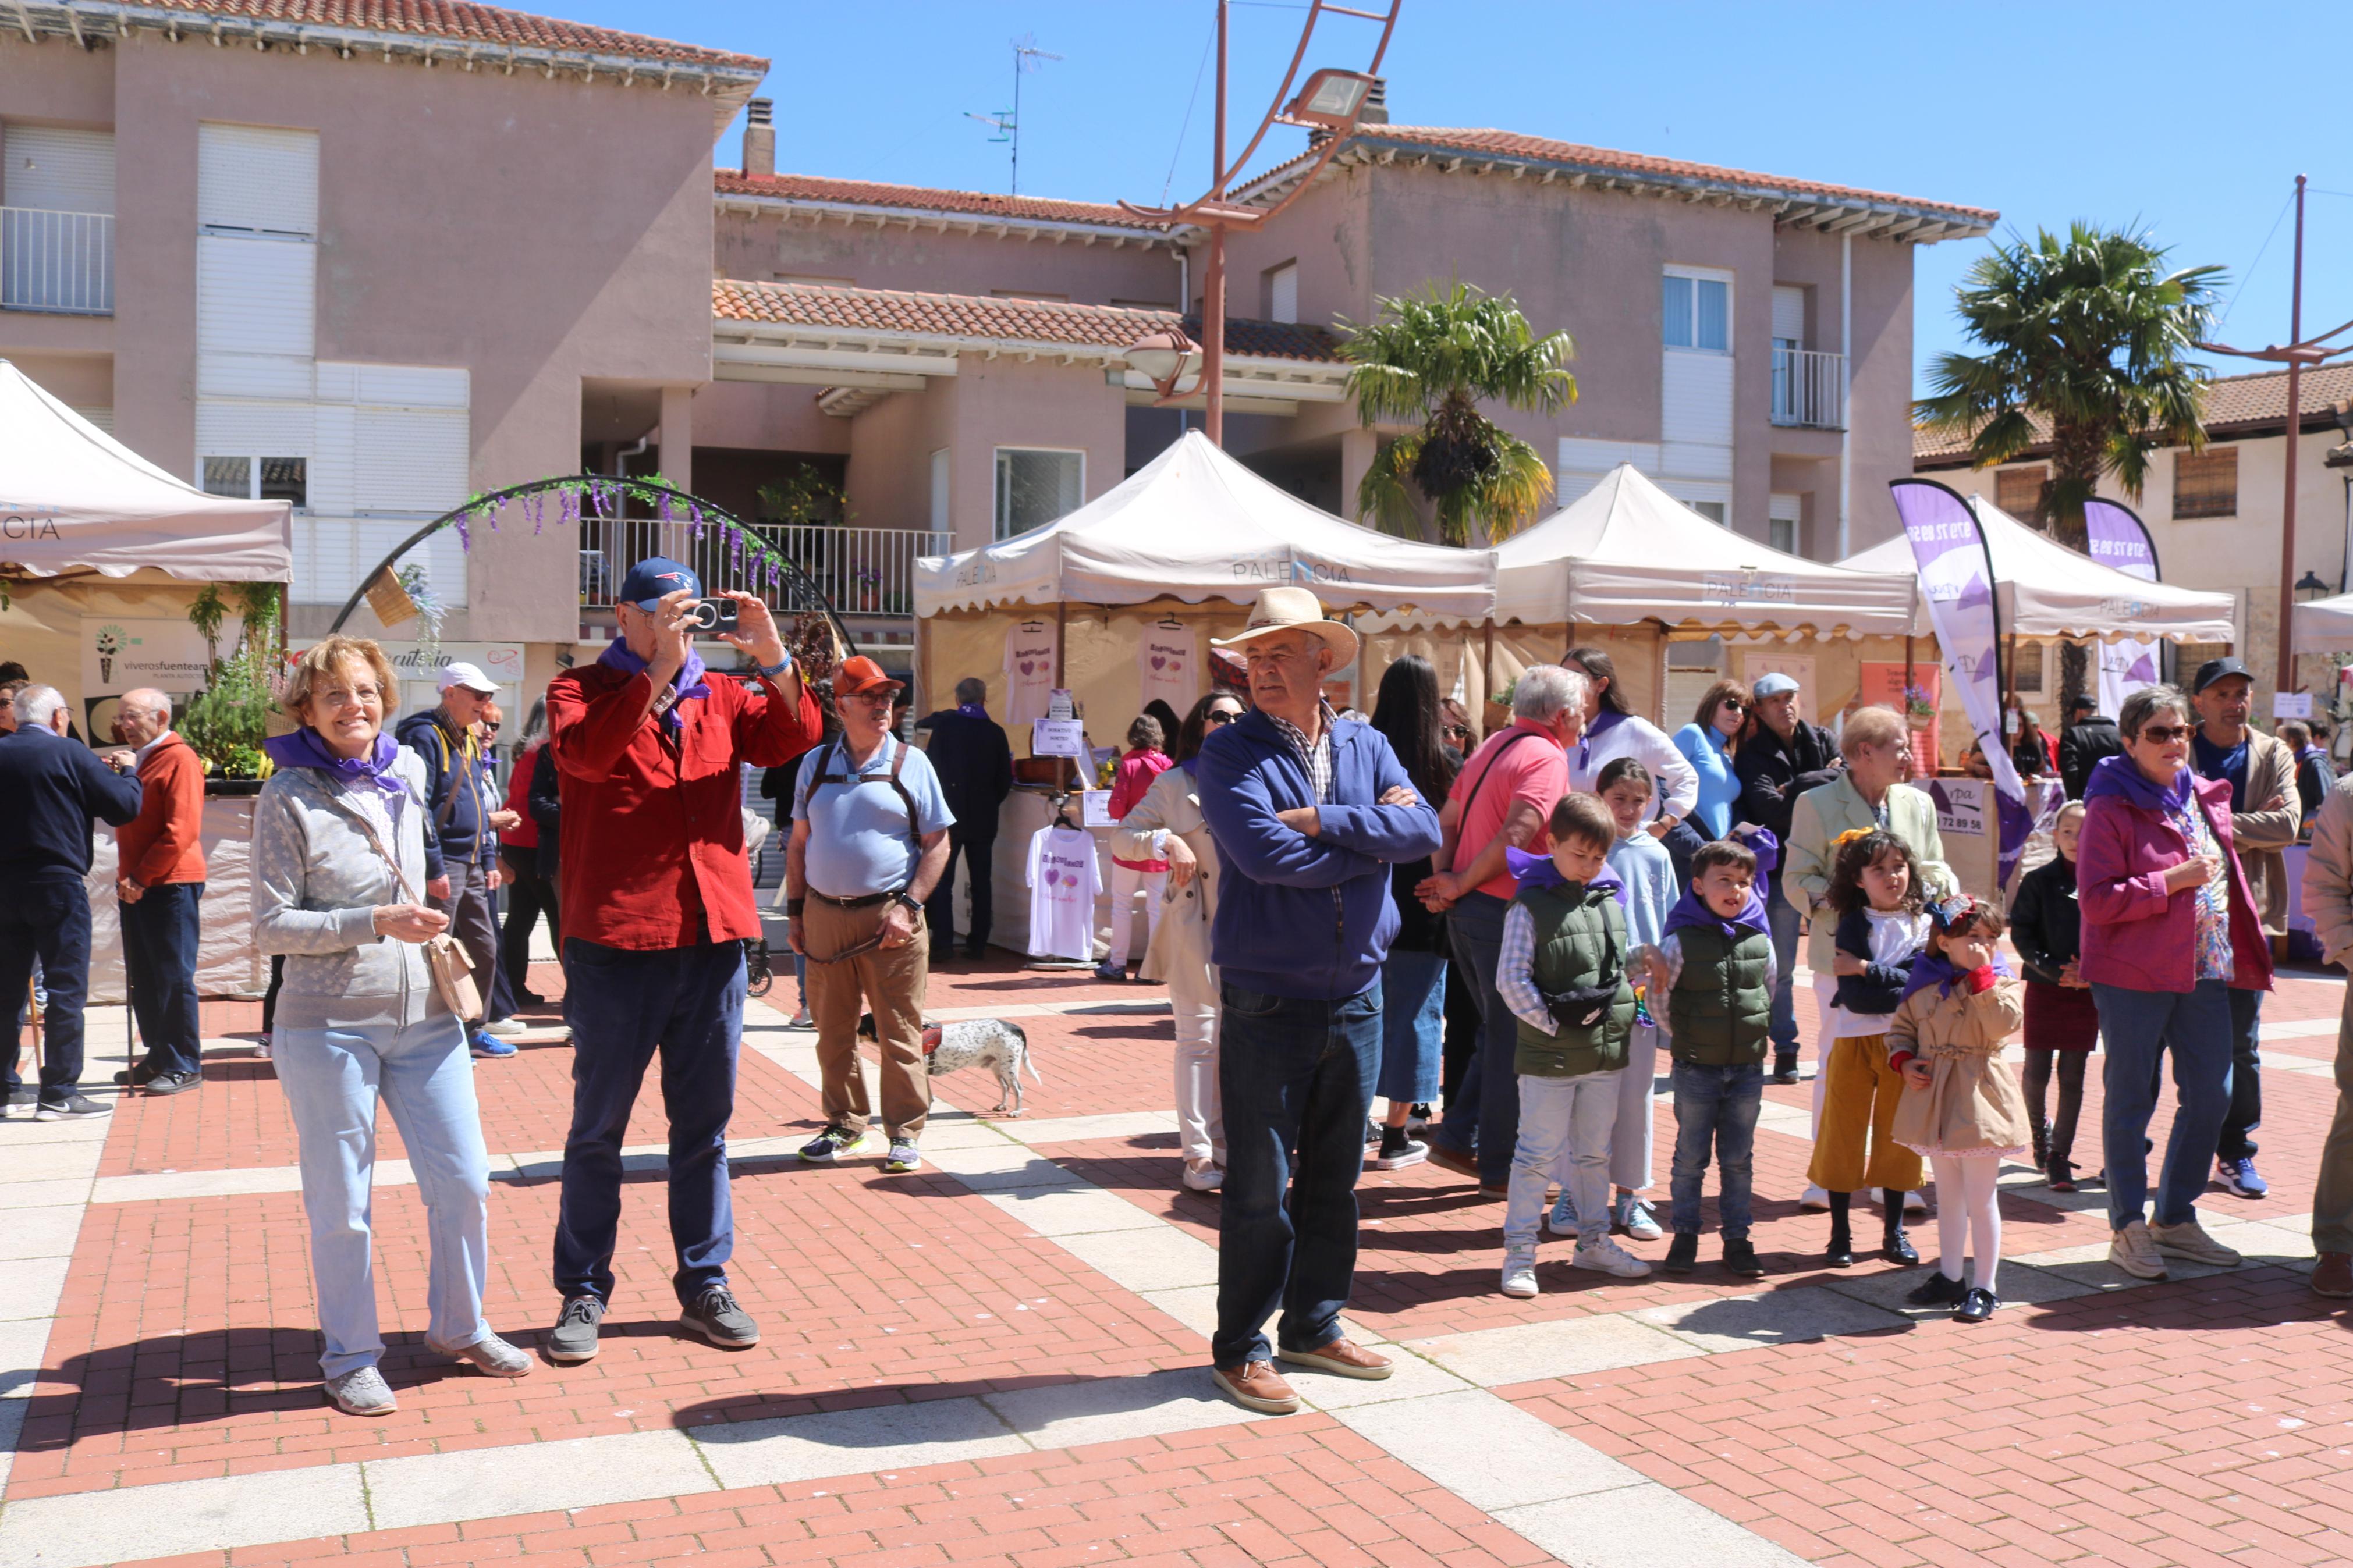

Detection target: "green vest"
[1665, 922, 1773, 1066]
[1511, 881, 1636, 1078]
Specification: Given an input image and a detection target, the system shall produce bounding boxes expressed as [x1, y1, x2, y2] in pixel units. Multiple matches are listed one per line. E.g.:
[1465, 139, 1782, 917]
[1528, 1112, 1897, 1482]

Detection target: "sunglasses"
[1206, 709, 1240, 726]
[1442, 724, 1471, 739]
[1719, 699, 1745, 711]
[2135, 723, 2193, 744]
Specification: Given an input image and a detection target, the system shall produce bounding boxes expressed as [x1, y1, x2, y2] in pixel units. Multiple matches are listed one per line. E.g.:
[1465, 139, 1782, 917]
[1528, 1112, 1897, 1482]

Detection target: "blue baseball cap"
[617, 556, 701, 609]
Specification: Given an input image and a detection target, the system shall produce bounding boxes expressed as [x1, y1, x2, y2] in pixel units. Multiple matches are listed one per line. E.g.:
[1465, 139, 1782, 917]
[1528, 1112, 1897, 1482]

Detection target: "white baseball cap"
[437, 662, 498, 695]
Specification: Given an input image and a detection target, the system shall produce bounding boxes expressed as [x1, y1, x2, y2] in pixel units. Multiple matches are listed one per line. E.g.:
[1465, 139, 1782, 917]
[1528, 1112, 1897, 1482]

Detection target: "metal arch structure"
[322, 474, 860, 658]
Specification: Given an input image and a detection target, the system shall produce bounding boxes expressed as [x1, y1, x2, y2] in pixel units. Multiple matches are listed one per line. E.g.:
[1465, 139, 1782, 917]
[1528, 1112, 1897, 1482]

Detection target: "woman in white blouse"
[1115, 689, 1246, 1191]
[1561, 647, 1702, 875]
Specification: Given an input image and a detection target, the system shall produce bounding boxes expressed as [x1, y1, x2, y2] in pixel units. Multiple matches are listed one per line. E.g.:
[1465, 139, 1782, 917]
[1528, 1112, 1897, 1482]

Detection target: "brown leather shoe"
[2315, 1251, 2353, 1300]
[1276, 1337, 1394, 1381]
[1210, 1359, 1300, 1414]
[1426, 1144, 1479, 1179]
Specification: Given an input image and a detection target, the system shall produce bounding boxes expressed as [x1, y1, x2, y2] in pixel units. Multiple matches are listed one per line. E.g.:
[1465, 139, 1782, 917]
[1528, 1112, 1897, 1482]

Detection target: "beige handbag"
[337, 802, 482, 1022]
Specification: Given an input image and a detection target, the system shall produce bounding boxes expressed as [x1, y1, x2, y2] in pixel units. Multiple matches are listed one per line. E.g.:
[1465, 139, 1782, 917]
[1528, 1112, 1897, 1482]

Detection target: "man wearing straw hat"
[1194, 586, 1442, 1414]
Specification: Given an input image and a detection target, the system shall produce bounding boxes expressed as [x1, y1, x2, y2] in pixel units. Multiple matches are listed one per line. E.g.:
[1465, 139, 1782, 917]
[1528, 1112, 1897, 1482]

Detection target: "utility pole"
[1202, 0, 1229, 444]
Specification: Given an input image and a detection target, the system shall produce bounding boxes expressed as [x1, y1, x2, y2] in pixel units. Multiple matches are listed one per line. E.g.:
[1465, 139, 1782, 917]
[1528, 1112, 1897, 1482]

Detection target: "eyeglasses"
[1442, 724, 1471, 740]
[2135, 723, 2194, 744]
[1206, 709, 1240, 726]
[1719, 699, 1745, 712]
[315, 687, 382, 710]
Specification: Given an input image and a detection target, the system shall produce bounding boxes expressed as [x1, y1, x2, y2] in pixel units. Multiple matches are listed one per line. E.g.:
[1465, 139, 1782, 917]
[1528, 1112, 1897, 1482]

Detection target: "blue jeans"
[1, 879, 92, 1099]
[123, 881, 205, 1078]
[2219, 985, 2263, 1162]
[1214, 979, 1379, 1368]
[1376, 948, 1446, 1105]
[1433, 893, 1517, 1186]
[1507, 1069, 1622, 1249]
[554, 938, 746, 1305]
[1765, 872, 1801, 1055]
[2092, 980, 2235, 1229]
[273, 1015, 491, 1378]
[1669, 1061, 1763, 1239]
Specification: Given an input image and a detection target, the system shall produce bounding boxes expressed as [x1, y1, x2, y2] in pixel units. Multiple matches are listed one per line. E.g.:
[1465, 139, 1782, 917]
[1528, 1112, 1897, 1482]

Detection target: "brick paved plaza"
[3, 954, 2350, 1568]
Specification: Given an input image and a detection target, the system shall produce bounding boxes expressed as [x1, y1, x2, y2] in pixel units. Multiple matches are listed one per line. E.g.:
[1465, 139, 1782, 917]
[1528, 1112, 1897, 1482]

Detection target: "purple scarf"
[1507, 844, 1626, 906]
[2081, 752, 2196, 814]
[598, 636, 709, 727]
[1575, 707, 1628, 772]
[1899, 947, 2014, 1005]
[958, 702, 988, 719]
[1661, 881, 1770, 943]
[263, 727, 409, 802]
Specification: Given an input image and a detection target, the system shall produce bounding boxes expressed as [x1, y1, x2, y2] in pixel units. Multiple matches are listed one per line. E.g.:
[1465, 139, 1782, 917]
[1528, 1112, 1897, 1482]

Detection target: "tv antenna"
[967, 35, 1060, 194]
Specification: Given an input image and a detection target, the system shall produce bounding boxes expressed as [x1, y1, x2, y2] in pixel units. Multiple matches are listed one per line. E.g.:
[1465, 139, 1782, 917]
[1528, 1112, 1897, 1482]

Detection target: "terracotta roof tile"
[131, 0, 764, 69]
[712, 280, 1342, 363]
[715, 171, 1167, 232]
[1914, 361, 2353, 464]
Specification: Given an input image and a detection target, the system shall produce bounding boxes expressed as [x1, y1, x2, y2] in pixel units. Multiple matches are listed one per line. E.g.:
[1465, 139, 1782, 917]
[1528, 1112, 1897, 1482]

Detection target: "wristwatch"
[892, 890, 922, 916]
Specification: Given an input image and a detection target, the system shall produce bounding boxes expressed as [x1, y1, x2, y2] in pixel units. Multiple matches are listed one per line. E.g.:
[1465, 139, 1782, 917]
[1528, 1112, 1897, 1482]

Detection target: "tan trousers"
[1807, 1032, 1925, 1194]
[803, 897, 931, 1141]
[2314, 982, 2353, 1256]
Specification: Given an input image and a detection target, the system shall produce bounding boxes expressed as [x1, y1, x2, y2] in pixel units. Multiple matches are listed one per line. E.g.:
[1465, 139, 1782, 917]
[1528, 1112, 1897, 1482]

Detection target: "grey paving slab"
[1815, 1261, 2096, 1315]
[1336, 1389, 1647, 1511]
[1287, 1345, 1472, 1410]
[1497, 1482, 1811, 1567]
[1137, 1285, 1218, 1338]
[0, 1461, 370, 1568]
[1410, 1311, 1707, 1386]
[0, 1117, 112, 1146]
[0, 1318, 51, 1400]
[0, 1258, 70, 1324]
[696, 1395, 1027, 1488]
[985, 1366, 1268, 1449]
[365, 1428, 714, 1529]
[979, 1185, 1164, 1237]
[0, 1207, 80, 1262]
[999, 1110, 1179, 1146]
[0, 1182, 91, 1210]
[1055, 1225, 1221, 1293]
[0, 1144, 101, 1185]
[2202, 1219, 2323, 1267]
[1635, 1284, 1910, 1353]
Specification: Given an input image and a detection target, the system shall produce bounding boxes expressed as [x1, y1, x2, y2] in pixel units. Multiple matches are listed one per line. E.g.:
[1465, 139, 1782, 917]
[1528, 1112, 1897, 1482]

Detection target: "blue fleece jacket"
[1195, 707, 1443, 1001]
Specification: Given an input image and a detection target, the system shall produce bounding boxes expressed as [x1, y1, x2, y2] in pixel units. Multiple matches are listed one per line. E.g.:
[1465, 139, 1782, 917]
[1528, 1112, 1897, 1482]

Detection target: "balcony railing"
[1, 208, 113, 315]
[1770, 346, 1844, 429]
[579, 518, 950, 619]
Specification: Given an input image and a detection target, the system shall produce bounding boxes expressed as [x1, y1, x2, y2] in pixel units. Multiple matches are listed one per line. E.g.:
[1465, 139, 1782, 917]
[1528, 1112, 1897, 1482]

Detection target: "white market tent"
[915, 429, 1495, 620]
[1491, 463, 1917, 635]
[1839, 492, 2233, 643]
[2293, 591, 2353, 653]
[0, 359, 290, 582]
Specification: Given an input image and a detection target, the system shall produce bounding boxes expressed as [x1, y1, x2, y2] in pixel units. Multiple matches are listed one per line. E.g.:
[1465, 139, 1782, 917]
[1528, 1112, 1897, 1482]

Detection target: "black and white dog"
[857, 1013, 1043, 1116]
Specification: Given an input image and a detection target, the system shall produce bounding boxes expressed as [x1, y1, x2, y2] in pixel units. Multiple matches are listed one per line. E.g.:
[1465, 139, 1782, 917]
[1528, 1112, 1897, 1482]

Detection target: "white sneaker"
[2109, 1219, 2169, 1280]
[1181, 1158, 1225, 1192]
[480, 1018, 526, 1038]
[785, 1010, 815, 1030]
[1799, 1183, 1832, 1213]
[1500, 1247, 1539, 1298]
[1571, 1235, 1652, 1278]
[2148, 1215, 2241, 1268]
[1614, 1194, 1663, 1242]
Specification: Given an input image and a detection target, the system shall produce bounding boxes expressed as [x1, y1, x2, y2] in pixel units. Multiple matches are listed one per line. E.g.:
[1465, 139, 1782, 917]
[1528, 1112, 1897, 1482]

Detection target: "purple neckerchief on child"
[262, 727, 409, 802]
[1660, 881, 1769, 942]
[1899, 947, 2014, 1005]
[958, 702, 988, 719]
[1737, 823, 1780, 876]
[1575, 708, 1628, 771]
[598, 636, 709, 728]
[1506, 845, 1625, 906]
[2081, 752, 2196, 814]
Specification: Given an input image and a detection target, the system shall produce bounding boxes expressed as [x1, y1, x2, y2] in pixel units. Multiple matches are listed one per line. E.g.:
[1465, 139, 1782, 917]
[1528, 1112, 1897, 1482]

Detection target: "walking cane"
[22, 976, 40, 1087]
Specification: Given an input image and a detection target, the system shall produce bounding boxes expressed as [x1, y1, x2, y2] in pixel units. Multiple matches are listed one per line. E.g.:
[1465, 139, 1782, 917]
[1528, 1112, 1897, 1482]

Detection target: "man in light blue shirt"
[787, 656, 953, 1172]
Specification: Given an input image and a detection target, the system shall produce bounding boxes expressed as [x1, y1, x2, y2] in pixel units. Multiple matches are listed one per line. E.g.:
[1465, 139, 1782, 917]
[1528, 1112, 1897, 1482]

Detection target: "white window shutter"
[1772, 286, 1805, 345]
[1268, 262, 1298, 324]
[3, 126, 115, 214]
[197, 123, 320, 235]
[196, 234, 315, 397]
[354, 406, 469, 514]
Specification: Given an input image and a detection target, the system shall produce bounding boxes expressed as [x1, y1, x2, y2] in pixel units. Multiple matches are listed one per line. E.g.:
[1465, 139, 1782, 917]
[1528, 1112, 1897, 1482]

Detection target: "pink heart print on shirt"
[1043, 868, 1060, 886]
[1151, 656, 1166, 671]
[1019, 660, 1035, 675]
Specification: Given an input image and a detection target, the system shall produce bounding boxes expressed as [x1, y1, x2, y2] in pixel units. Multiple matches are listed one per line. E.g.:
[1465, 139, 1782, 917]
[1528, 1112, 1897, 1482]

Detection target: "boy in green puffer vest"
[1495, 794, 1647, 1299]
[1647, 837, 1776, 1279]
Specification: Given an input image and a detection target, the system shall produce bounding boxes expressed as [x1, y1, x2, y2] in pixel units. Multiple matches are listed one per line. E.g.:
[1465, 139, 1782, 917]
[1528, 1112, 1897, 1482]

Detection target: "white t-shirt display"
[1137, 624, 1198, 716]
[1004, 622, 1058, 727]
[1025, 822, 1103, 961]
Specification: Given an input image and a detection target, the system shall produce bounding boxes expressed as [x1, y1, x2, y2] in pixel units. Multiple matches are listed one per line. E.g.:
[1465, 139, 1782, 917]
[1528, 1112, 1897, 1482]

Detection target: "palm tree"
[1339, 282, 1576, 546]
[1915, 222, 2223, 554]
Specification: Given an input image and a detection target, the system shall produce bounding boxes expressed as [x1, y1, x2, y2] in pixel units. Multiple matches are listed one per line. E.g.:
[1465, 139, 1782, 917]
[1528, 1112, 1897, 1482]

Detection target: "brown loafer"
[1426, 1144, 1479, 1179]
[1275, 1336, 1393, 1381]
[1210, 1359, 1300, 1414]
[2315, 1251, 2353, 1300]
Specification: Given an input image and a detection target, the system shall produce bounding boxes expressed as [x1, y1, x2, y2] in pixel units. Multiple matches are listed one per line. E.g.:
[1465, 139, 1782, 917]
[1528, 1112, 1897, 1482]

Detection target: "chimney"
[1358, 77, 1388, 126]
[742, 98, 775, 179]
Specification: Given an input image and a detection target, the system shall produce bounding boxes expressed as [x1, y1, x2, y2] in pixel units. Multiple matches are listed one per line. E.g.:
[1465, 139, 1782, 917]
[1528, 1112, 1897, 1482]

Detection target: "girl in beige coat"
[1889, 895, 2031, 1324]
[1116, 691, 1245, 1190]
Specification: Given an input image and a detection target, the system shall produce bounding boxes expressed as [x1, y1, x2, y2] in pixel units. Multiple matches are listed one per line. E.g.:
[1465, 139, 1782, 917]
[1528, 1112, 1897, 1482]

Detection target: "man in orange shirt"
[111, 689, 209, 1096]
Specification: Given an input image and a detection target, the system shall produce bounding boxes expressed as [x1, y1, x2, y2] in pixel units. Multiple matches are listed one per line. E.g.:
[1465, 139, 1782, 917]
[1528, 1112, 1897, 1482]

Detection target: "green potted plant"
[182, 582, 284, 794]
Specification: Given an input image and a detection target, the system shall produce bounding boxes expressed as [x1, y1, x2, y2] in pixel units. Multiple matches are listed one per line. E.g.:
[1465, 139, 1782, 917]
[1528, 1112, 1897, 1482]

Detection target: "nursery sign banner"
[84, 617, 242, 697]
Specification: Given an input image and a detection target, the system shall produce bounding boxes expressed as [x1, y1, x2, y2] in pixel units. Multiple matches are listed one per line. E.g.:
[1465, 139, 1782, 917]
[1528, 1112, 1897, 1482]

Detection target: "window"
[2175, 447, 2237, 520]
[203, 455, 306, 506]
[201, 456, 250, 498]
[1769, 492, 1802, 554]
[1662, 271, 1730, 352]
[994, 447, 1083, 539]
[1690, 500, 1727, 525]
[1264, 261, 1298, 324]
[1994, 465, 2047, 520]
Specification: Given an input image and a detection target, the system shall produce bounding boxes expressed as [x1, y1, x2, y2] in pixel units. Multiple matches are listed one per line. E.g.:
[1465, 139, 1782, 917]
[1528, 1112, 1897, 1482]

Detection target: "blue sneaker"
[1546, 1188, 1578, 1236]
[470, 1030, 517, 1059]
[2218, 1156, 2267, 1198]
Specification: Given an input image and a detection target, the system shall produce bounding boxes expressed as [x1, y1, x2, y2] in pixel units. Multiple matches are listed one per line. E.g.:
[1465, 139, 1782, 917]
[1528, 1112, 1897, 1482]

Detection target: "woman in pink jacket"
[2078, 684, 2270, 1283]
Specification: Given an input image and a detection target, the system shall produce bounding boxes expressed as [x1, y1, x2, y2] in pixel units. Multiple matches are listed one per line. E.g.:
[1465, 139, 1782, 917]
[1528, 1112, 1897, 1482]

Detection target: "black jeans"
[123, 881, 205, 1077]
[924, 829, 996, 953]
[1213, 980, 1380, 1367]
[434, 855, 502, 1026]
[1, 879, 93, 1099]
[498, 849, 559, 1004]
[1432, 893, 1516, 1187]
[2217, 984, 2263, 1162]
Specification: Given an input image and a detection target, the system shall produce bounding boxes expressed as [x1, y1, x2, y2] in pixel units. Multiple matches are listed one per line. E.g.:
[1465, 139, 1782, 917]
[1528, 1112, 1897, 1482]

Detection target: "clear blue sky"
[574, 0, 2350, 397]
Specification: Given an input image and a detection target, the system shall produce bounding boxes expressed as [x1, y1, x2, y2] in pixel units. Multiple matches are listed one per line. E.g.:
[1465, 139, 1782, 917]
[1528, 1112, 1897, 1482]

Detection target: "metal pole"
[2278, 174, 2308, 693]
[1202, 0, 1229, 447]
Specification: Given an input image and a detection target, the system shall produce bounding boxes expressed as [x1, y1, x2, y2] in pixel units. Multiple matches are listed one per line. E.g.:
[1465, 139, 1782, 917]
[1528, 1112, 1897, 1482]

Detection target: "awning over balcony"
[0, 360, 290, 583]
[914, 431, 1494, 620]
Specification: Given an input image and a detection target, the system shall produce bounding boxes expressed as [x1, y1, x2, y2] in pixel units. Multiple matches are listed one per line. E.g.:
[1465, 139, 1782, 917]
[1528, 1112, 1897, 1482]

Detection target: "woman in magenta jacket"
[2077, 684, 2270, 1280]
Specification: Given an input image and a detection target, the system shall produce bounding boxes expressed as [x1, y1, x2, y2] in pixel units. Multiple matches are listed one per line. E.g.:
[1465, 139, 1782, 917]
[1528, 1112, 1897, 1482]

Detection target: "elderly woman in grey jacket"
[253, 635, 530, 1417]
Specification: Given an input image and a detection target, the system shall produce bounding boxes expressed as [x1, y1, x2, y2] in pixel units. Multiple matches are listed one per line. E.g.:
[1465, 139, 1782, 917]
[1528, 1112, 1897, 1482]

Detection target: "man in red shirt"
[542, 557, 821, 1365]
[110, 689, 209, 1097]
